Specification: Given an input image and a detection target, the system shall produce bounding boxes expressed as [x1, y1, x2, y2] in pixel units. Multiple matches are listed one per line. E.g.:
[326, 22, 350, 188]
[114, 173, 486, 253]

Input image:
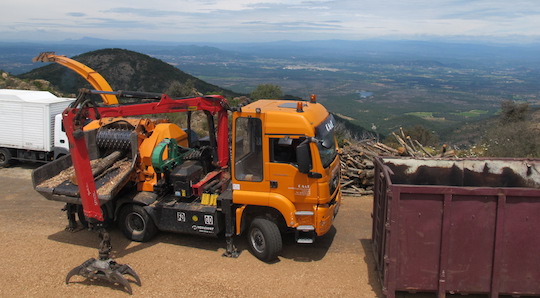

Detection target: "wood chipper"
[33, 89, 342, 293]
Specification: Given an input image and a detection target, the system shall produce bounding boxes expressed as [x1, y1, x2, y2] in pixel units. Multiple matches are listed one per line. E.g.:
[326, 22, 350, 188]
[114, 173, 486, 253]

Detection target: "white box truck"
[0, 89, 73, 167]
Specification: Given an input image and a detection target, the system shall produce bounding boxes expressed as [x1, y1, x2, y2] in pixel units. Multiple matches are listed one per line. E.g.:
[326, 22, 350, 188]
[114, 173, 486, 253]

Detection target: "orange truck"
[33, 89, 341, 292]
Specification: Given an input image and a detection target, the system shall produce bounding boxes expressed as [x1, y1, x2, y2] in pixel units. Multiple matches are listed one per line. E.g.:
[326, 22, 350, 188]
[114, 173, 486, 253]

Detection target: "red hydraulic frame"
[62, 90, 229, 222]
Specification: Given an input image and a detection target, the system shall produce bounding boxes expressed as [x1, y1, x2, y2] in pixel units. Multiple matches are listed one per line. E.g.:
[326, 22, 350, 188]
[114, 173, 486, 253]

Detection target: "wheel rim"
[250, 227, 265, 253]
[127, 212, 145, 232]
[0, 153, 5, 163]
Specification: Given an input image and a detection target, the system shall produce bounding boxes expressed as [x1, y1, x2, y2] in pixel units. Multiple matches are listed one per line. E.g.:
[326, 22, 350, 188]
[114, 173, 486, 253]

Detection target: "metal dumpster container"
[372, 157, 540, 298]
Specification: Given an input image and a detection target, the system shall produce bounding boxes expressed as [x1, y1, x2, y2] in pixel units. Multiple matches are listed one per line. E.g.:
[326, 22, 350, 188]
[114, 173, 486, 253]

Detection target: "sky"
[1, 0, 540, 43]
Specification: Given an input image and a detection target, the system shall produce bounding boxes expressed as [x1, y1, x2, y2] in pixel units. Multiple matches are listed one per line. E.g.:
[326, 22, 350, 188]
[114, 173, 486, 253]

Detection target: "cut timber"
[339, 136, 455, 196]
[71, 151, 123, 185]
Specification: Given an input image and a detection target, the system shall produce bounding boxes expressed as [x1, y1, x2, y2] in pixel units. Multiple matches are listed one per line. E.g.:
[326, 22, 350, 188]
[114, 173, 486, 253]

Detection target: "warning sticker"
[177, 212, 186, 222]
[192, 225, 215, 234]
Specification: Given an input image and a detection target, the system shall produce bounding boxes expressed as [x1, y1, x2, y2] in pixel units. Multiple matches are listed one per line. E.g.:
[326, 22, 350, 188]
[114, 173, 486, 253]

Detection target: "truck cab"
[232, 98, 341, 259]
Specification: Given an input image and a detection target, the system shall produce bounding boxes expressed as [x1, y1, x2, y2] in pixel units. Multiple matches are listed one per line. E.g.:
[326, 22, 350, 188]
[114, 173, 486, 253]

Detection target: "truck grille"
[329, 170, 339, 196]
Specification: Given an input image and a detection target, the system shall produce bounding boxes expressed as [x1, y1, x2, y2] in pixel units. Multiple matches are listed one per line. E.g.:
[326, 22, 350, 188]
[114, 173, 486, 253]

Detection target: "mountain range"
[3, 41, 539, 154]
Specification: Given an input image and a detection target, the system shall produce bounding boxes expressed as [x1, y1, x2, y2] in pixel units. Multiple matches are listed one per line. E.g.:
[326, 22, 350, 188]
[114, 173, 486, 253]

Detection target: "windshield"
[315, 114, 338, 168]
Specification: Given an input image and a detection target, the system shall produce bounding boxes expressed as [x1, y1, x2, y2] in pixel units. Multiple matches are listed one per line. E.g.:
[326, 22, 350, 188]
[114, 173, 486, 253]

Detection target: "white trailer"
[0, 89, 73, 167]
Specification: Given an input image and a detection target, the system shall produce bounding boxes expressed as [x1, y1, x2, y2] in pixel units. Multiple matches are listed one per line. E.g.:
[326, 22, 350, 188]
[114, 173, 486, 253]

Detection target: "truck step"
[295, 226, 315, 244]
[297, 238, 314, 244]
[295, 211, 314, 216]
[296, 225, 315, 231]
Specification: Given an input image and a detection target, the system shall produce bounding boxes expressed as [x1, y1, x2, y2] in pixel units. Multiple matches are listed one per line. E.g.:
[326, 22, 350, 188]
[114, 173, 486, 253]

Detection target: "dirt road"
[0, 164, 403, 297]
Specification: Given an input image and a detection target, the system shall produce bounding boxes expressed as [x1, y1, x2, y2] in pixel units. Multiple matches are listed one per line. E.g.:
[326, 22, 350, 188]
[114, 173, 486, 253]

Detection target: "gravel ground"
[0, 164, 479, 298]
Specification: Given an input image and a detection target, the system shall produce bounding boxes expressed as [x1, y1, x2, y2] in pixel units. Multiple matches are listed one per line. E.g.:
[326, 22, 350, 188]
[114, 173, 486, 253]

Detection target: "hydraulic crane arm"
[33, 52, 119, 105]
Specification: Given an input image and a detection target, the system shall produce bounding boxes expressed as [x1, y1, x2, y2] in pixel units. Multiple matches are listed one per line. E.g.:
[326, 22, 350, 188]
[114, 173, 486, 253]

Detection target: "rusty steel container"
[372, 157, 540, 298]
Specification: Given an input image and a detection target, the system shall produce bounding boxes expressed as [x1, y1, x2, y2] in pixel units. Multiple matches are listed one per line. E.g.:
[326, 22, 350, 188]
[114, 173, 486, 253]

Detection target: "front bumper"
[315, 189, 342, 236]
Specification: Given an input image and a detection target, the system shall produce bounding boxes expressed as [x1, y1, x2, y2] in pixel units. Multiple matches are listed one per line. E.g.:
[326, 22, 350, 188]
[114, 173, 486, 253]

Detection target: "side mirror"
[296, 139, 311, 174]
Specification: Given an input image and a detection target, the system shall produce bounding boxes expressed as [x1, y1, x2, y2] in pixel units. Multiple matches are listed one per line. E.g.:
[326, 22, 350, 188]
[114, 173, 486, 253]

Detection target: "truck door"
[267, 137, 319, 205]
[53, 114, 69, 151]
[232, 116, 270, 205]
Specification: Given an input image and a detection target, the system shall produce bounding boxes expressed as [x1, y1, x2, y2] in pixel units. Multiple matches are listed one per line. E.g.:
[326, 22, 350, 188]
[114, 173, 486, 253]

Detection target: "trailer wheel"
[247, 218, 282, 262]
[0, 148, 12, 168]
[119, 204, 157, 242]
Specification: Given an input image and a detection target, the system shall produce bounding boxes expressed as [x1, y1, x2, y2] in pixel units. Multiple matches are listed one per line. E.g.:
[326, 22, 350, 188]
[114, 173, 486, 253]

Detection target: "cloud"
[440, 7, 540, 20]
[242, 20, 343, 31]
[84, 18, 157, 29]
[67, 12, 87, 17]
[103, 7, 198, 17]
[12, 17, 152, 30]
[0, 0, 539, 42]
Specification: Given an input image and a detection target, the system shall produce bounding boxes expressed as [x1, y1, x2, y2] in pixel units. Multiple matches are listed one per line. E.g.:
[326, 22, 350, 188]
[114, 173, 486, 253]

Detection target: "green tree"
[404, 125, 439, 146]
[483, 122, 539, 157]
[161, 80, 200, 126]
[384, 125, 439, 147]
[500, 100, 529, 123]
[250, 84, 283, 100]
[165, 79, 198, 97]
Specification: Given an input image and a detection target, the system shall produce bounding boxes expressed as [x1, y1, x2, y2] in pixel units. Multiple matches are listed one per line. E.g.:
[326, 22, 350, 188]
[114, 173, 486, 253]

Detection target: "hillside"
[18, 49, 241, 98]
[0, 70, 62, 95]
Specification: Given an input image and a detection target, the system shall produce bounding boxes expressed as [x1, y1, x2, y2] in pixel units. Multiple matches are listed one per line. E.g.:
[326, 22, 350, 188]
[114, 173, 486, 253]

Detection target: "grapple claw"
[65, 258, 140, 295]
[117, 264, 142, 286]
[65, 262, 89, 284]
[110, 270, 133, 295]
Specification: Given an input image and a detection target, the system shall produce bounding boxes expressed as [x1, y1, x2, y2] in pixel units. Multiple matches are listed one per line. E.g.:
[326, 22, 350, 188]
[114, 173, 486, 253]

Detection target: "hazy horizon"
[2, 0, 540, 44]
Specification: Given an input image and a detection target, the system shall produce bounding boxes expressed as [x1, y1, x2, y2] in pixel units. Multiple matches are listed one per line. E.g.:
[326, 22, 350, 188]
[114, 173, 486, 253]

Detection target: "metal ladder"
[295, 211, 315, 244]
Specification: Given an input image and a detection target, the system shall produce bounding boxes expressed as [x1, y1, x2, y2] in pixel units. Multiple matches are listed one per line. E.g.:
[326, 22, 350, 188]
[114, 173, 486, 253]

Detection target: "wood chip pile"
[37, 158, 132, 196]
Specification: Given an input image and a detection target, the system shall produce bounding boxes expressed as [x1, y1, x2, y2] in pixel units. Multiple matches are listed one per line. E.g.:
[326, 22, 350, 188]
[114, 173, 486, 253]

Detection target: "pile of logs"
[340, 128, 456, 196]
[390, 128, 456, 158]
[339, 139, 393, 196]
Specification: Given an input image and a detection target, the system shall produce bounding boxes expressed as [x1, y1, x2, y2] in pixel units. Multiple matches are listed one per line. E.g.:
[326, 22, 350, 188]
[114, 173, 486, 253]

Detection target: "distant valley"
[1, 39, 540, 144]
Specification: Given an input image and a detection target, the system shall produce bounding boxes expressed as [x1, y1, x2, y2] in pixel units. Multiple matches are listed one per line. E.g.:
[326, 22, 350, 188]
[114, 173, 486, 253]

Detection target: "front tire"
[119, 204, 157, 242]
[247, 218, 282, 262]
[0, 148, 12, 168]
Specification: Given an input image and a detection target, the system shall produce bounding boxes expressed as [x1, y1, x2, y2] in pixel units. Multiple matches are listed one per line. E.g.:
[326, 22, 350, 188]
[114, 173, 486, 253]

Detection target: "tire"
[247, 218, 282, 262]
[0, 148, 12, 168]
[118, 204, 157, 242]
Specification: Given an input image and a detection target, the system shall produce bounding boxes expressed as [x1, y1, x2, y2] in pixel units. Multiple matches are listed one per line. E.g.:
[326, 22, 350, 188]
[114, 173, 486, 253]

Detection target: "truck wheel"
[0, 149, 12, 168]
[247, 218, 282, 262]
[119, 204, 157, 242]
